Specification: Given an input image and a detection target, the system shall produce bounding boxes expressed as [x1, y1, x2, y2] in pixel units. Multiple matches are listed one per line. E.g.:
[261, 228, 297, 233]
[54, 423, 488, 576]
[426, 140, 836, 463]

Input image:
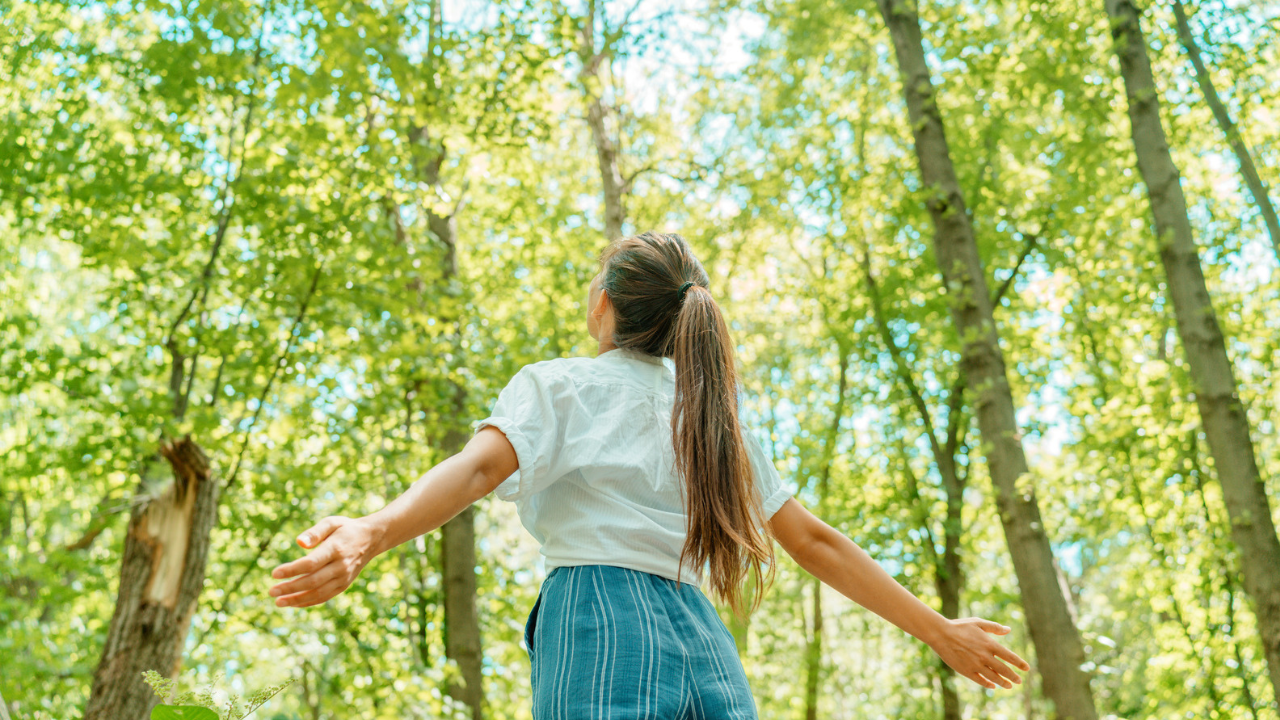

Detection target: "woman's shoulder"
[515, 354, 666, 394]
[509, 356, 595, 390]
[518, 355, 593, 378]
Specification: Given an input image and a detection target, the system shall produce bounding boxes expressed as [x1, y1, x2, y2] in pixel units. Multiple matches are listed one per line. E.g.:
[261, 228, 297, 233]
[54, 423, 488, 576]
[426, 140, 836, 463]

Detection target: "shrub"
[142, 670, 293, 720]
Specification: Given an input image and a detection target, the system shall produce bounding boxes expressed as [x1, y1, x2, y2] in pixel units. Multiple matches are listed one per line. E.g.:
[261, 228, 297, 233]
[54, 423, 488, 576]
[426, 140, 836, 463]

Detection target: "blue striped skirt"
[524, 564, 758, 719]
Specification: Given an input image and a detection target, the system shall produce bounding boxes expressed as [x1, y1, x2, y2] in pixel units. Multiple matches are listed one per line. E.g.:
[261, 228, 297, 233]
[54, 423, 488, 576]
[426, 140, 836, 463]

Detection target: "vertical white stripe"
[589, 575, 603, 720]
[678, 653, 690, 719]
[552, 568, 577, 720]
[549, 572, 565, 720]
[623, 571, 650, 718]
[592, 571, 618, 718]
[564, 567, 581, 720]
[682, 584, 737, 717]
[637, 573, 663, 717]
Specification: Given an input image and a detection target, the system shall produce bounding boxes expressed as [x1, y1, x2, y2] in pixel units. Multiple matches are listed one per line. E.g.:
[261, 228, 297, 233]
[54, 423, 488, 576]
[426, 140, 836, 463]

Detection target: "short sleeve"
[744, 428, 791, 520]
[474, 364, 571, 503]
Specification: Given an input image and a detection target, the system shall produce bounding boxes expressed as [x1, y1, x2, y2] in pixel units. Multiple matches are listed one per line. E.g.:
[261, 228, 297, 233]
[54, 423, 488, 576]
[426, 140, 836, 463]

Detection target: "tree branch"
[222, 260, 325, 494]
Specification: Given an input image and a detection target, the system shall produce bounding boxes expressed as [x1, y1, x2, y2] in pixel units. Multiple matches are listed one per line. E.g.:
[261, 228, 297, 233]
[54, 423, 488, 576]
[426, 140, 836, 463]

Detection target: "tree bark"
[578, 0, 625, 241]
[84, 437, 219, 720]
[1105, 0, 1280, 700]
[1170, 0, 1280, 262]
[1190, 432, 1264, 720]
[439, 395, 484, 720]
[84, 27, 276, 714]
[871, 1, 1099, 717]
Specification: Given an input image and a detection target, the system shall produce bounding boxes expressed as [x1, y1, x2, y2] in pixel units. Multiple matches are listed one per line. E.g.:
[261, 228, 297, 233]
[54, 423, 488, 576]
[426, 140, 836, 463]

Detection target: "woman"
[268, 232, 1030, 717]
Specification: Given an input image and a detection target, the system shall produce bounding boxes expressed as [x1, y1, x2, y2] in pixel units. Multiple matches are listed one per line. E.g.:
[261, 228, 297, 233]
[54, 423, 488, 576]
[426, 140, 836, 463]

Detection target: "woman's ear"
[592, 285, 611, 320]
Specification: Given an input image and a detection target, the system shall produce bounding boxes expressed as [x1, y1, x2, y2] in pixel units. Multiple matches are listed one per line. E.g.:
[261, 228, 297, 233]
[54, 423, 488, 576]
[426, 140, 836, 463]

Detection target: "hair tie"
[677, 281, 695, 302]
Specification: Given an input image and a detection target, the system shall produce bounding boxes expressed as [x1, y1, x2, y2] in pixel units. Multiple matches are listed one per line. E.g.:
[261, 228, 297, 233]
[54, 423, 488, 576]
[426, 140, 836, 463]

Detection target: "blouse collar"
[598, 347, 667, 366]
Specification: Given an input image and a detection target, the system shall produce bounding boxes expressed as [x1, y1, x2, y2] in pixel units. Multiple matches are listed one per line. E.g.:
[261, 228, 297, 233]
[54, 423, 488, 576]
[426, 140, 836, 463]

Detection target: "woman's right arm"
[767, 497, 1031, 690]
[266, 426, 519, 608]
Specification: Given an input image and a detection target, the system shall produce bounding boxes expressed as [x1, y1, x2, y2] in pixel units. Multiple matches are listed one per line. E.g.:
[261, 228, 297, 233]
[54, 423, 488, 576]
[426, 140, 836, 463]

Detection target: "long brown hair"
[599, 231, 775, 616]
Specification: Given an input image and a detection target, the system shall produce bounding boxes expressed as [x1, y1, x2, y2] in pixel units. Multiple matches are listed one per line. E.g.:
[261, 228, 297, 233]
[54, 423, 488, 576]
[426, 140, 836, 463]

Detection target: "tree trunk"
[578, 1, 625, 241]
[802, 349, 849, 720]
[439, 387, 484, 720]
[423, 151, 485, 720]
[84, 437, 218, 720]
[1191, 432, 1264, 720]
[936, 469, 964, 720]
[872, 1, 1099, 717]
[863, 251, 971, 720]
[1105, 0, 1280, 700]
[441, 505, 483, 719]
[1170, 0, 1280, 261]
[804, 576, 823, 720]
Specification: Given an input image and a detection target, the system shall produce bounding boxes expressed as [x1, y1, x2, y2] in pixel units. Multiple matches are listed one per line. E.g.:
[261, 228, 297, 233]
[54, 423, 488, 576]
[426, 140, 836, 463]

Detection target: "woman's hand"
[267, 515, 384, 608]
[926, 617, 1032, 690]
[264, 429, 515, 610]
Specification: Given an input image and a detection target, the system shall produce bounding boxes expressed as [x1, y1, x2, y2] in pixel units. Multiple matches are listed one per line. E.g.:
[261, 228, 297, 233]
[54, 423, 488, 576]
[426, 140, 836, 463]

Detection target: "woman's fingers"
[974, 618, 1011, 635]
[276, 576, 347, 608]
[966, 669, 997, 689]
[984, 659, 1019, 687]
[993, 643, 1032, 672]
[296, 516, 345, 549]
[269, 560, 341, 601]
[271, 544, 334, 580]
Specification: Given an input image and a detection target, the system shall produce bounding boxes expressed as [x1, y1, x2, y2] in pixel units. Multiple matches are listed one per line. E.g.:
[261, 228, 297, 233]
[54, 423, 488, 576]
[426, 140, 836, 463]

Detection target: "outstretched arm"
[267, 426, 518, 608]
[767, 497, 1031, 690]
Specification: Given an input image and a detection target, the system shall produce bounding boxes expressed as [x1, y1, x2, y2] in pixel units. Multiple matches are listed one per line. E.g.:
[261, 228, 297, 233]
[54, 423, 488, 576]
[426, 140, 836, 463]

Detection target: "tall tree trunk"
[803, 349, 850, 720]
[1170, 0, 1280, 261]
[578, 0, 625, 241]
[439, 390, 484, 720]
[803, 576, 824, 720]
[410, 126, 485, 718]
[933, 405, 965, 720]
[1105, 0, 1280, 699]
[399, 0, 485, 704]
[1190, 432, 1264, 720]
[871, 2, 1099, 717]
[863, 251, 973, 720]
[84, 438, 218, 720]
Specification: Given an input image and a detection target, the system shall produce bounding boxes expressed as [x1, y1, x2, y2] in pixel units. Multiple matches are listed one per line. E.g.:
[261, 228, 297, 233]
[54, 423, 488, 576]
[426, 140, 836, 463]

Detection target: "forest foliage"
[1, 0, 1278, 718]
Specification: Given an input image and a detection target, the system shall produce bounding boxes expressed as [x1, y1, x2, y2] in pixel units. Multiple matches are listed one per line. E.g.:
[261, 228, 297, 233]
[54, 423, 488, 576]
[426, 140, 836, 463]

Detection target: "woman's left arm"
[267, 426, 518, 608]
[768, 497, 1032, 690]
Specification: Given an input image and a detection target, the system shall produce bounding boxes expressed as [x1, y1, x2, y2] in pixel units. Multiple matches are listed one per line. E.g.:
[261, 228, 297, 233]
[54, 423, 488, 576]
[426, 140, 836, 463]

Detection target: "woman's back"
[478, 347, 791, 587]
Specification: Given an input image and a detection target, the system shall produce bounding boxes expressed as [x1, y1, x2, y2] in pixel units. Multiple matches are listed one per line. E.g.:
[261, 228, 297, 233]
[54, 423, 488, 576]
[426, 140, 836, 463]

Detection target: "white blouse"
[474, 347, 793, 587]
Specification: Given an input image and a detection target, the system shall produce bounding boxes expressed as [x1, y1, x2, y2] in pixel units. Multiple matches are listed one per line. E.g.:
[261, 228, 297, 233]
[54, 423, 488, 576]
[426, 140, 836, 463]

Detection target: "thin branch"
[859, 246, 947, 462]
[222, 260, 325, 494]
[164, 25, 269, 351]
[194, 502, 303, 646]
[991, 231, 1041, 306]
[895, 430, 941, 569]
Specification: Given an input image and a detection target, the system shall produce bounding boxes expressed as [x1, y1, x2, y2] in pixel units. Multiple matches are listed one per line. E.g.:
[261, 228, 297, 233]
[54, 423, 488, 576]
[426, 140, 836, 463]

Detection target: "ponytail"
[600, 232, 775, 616]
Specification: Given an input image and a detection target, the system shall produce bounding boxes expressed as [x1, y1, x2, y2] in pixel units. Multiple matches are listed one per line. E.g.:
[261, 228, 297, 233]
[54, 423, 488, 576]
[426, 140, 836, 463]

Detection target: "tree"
[84, 7, 324, 714]
[1104, 0, 1280, 700]
[871, 0, 1100, 716]
[1169, 0, 1280, 263]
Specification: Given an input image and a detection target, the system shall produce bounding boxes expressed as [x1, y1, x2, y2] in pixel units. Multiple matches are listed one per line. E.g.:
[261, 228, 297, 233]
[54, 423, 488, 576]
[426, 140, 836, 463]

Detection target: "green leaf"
[151, 706, 220, 720]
